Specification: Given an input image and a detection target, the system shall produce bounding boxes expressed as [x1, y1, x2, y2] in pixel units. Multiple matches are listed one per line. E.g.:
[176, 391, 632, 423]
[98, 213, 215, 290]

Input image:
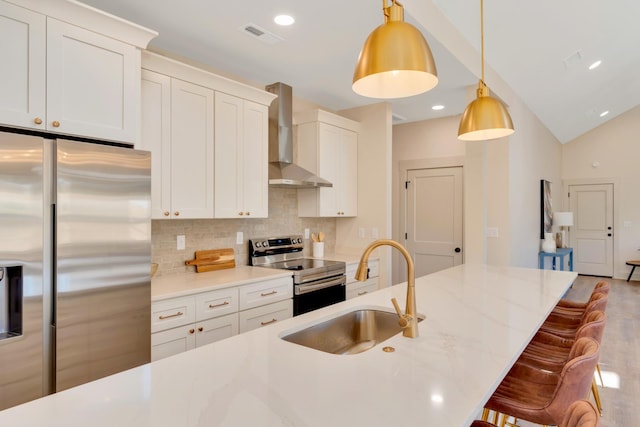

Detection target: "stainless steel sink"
[281, 309, 424, 355]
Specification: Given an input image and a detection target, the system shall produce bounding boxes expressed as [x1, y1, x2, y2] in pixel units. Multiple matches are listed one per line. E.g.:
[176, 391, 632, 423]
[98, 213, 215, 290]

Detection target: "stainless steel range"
[249, 235, 346, 316]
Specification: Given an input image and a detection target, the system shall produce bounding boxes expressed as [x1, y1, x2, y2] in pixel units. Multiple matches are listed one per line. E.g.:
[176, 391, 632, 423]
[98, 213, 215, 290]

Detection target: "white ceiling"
[82, 0, 640, 143]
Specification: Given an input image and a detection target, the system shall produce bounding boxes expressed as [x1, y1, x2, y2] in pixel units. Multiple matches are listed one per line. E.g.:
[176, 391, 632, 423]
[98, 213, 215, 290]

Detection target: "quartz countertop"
[151, 266, 292, 301]
[0, 264, 576, 427]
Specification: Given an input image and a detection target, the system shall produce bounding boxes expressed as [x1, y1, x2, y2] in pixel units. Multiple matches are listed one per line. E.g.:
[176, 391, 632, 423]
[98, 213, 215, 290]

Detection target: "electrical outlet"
[304, 228, 310, 239]
[371, 227, 379, 239]
[358, 227, 365, 238]
[236, 231, 243, 245]
[176, 235, 186, 250]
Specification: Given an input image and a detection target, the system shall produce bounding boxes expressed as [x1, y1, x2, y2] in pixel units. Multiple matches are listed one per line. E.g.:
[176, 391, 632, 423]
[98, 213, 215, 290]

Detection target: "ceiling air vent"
[239, 23, 284, 45]
[392, 113, 407, 123]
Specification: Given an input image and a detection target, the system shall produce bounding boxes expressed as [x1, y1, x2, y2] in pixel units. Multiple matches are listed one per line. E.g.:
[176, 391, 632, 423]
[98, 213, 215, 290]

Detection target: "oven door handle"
[295, 275, 346, 295]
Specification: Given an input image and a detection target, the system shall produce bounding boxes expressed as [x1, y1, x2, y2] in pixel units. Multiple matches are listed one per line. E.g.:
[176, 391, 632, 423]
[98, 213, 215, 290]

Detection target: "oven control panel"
[249, 235, 304, 256]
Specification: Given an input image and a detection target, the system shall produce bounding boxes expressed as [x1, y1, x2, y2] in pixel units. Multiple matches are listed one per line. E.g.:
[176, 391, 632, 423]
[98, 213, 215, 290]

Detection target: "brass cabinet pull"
[358, 291, 368, 296]
[34, 117, 43, 125]
[52, 120, 60, 127]
[260, 290, 277, 297]
[260, 318, 277, 326]
[188, 329, 195, 334]
[209, 301, 229, 309]
[158, 311, 183, 320]
[197, 327, 203, 332]
[174, 211, 179, 216]
[163, 211, 170, 216]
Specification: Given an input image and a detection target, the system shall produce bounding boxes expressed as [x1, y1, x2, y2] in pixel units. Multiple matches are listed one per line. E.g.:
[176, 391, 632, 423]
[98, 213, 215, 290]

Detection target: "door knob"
[454, 247, 461, 253]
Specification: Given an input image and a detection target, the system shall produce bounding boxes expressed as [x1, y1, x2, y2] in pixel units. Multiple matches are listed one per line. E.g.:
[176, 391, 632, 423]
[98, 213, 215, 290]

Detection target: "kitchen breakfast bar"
[0, 264, 576, 426]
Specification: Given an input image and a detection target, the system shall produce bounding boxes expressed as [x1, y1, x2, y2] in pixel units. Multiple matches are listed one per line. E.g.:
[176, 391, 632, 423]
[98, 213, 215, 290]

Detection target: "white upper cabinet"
[140, 71, 215, 219]
[141, 51, 275, 220]
[0, 0, 156, 144]
[0, 1, 46, 129]
[296, 110, 360, 218]
[214, 93, 269, 218]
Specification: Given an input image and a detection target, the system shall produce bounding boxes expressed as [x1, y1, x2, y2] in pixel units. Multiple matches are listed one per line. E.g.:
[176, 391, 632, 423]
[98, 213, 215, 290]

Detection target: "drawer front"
[195, 288, 239, 321]
[195, 313, 239, 347]
[345, 263, 358, 284]
[346, 279, 378, 300]
[239, 276, 293, 311]
[238, 299, 292, 333]
[345, 259, 378, 283]
[151, 324, 196, 361]
[368, 259, 379, 277]
[152, 296, 196, 333]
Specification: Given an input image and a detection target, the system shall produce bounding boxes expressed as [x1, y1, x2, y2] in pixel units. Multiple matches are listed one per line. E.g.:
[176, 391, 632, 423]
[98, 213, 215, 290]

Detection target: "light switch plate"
[236, 231, 243, 244]
[358, 227, 365, 238]
[371, 227, 379, 239]
[485, 227, 499, 238]
[304, 228, 310, 239]
[176, 235, 186, 250]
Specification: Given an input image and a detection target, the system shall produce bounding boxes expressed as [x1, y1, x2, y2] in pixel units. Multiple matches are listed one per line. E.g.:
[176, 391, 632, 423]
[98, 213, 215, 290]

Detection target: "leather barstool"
[518, 311, 606, 415]
[540, 293, 608, 339]
[484, 337, 600, 427]
[552, 281, 609, 317]
[472, 399, 599, 427]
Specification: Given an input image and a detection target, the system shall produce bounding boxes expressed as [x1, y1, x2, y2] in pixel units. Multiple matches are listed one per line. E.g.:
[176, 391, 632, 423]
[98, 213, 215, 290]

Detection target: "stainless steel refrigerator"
[0, 130, 151, 410]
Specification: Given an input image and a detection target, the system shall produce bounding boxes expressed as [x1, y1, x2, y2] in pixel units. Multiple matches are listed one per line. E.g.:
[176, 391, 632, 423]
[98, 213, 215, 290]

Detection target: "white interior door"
[568, 183, 614, 277]
[406, 167, 463, 279]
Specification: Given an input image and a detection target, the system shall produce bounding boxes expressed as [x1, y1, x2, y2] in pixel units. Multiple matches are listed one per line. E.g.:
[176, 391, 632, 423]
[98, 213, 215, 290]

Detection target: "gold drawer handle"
[260, 318, 277, 326]
[158, 311, 183, 320]
[260, 290, 277, 297]
[358, 291, 368, 296]
[209, 301, 229, 309]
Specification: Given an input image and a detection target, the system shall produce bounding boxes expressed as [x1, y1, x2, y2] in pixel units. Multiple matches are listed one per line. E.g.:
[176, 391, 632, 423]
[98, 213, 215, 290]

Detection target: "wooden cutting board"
[185, 248, 235, 273]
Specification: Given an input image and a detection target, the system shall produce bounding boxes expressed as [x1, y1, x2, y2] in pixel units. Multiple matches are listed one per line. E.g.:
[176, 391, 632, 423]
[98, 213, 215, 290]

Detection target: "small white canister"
[312, 241, 325, 258]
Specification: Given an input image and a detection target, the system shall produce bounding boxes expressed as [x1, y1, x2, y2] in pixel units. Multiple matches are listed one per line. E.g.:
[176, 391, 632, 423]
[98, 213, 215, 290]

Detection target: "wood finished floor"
[518, 275, 640, 427]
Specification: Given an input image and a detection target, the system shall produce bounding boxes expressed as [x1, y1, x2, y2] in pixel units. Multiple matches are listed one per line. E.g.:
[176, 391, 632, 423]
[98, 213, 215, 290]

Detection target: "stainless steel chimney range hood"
[266, 82, 332, 188]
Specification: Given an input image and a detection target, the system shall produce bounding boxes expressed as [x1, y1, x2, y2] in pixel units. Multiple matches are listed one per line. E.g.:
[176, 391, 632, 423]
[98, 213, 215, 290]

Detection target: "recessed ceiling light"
[432, 105, 445, 111]
[274, 14, 295, 26]
[599, 110, 609, 117]
[588, 60, 602, 70]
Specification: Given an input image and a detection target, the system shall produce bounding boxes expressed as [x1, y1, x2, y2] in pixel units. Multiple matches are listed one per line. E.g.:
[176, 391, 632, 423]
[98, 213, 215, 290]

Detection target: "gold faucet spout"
[355, 239, 418, 338]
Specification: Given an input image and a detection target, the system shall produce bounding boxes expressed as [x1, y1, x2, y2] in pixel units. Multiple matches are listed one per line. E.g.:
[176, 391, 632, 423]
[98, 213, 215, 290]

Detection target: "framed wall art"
[540, 179, 553, 239]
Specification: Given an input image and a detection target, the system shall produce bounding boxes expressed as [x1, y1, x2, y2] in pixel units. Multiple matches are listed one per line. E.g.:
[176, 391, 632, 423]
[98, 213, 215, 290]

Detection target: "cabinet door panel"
[0, 2, 45, 129]
[318, 123, 340, 217]
[195, 314, 239, 347]
[242, 101, 268, 217]
[140, 70, 171, 219]
[340, 129, 358, 216]
[238, 299, 292, 333]
[151, 325, 196, 362]
[170, 79, 214, 218]
[46, 18, 138, 143]
[214, 92, 242, 218]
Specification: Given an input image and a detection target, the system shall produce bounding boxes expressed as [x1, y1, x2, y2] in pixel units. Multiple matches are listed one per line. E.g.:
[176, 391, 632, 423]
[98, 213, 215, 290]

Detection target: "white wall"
[561, 105, 640, 279]
[338, 102, 394, 287]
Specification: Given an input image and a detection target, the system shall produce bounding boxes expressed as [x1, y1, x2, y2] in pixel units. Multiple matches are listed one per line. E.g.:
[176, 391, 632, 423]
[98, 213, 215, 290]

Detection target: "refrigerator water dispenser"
[0, 266, 22, 340]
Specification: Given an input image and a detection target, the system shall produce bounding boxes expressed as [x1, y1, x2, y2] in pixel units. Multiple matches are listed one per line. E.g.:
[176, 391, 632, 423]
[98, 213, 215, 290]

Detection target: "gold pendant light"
[353, 0, 438, 99]
[458, 0, 514, 141]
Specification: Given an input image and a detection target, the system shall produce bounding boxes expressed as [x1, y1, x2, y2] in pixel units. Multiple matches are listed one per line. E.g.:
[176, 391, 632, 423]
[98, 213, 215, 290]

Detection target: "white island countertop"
[0, 264, 576, 427]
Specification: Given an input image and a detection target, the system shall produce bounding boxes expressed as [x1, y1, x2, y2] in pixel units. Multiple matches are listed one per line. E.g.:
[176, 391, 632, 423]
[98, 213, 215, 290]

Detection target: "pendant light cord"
[480, 0, 485, 85]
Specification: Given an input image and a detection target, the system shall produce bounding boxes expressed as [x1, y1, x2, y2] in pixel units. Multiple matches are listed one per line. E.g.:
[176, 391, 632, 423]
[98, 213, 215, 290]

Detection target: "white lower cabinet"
[345, 258, 380, 300]
[151, 275, 293, 361]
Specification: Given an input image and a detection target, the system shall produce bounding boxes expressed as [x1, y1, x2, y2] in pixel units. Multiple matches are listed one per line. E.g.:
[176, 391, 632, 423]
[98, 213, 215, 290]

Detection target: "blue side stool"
[539, 248, 574, 271]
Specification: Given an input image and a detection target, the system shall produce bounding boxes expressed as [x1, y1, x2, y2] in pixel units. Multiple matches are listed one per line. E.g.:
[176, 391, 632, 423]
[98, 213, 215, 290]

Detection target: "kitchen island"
[0, 264, 576, 426]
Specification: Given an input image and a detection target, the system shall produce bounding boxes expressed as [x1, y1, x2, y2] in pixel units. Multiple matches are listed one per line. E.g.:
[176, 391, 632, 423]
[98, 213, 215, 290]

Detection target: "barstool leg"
[596, 363, 604, 386]
[591, 377, 603, 416]
[481, 408, 490, 421]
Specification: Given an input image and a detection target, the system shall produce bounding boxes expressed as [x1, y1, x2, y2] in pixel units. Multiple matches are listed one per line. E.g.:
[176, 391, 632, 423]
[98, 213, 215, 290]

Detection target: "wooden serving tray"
[185, 248, 235, 273]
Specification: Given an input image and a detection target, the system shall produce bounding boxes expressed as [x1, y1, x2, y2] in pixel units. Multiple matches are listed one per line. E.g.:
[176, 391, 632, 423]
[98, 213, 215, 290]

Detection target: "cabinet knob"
[197, 327, 203, 332]
[34, 117, 43, 125]
[245, 212, 250, 216]
[163, 211, 170, 216]
[238, 212, 244, 216]
[52, 120, 60, 128]
[188, 329, 195, 334]
[174, 211, 180, 216]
